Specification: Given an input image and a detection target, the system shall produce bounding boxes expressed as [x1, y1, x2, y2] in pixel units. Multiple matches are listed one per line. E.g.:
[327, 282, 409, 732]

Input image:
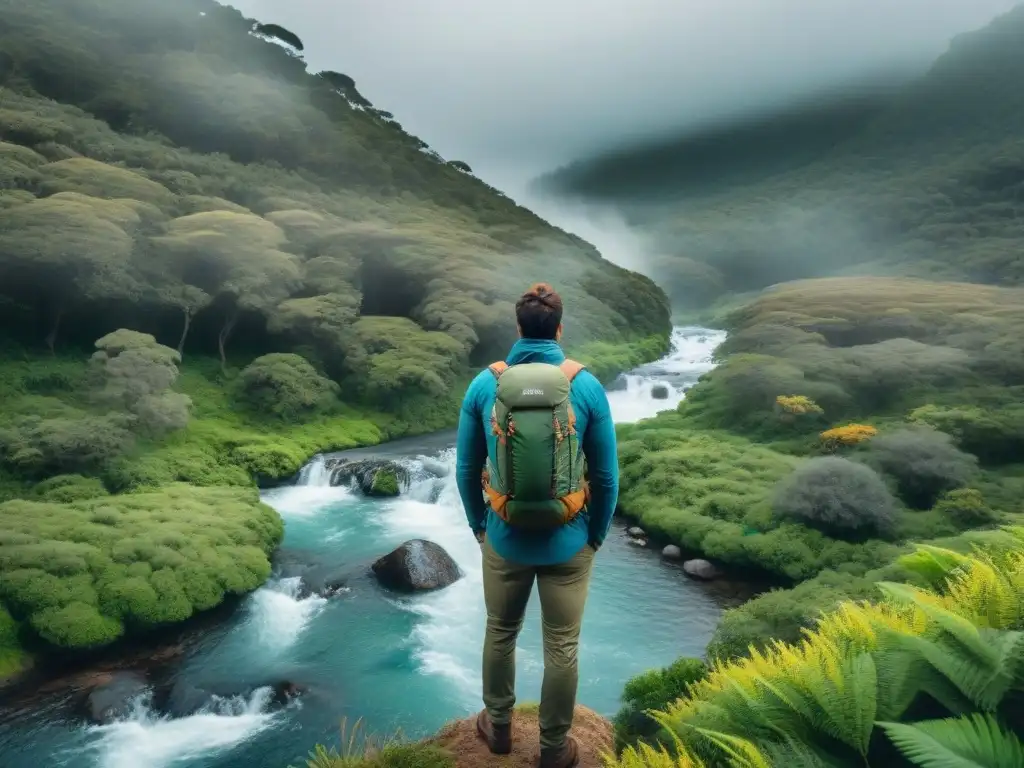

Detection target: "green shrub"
[706, 571, 880, 661]
[613, 657, 707, 750]
[0, 484, 282, 652]
[31, 474, 109, 503]
[908, 403, 1024, 465]
[772, 456, 897, 538]
[865, 426, 978, 508]
[933, 487, 999, 528]
[238, 353, 340, 421]
[0, 412, 135, 478]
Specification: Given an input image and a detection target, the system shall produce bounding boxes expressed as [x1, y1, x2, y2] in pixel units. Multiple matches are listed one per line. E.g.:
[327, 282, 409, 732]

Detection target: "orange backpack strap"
[559, 359, 585, 382]
[488, 361, 509, 379]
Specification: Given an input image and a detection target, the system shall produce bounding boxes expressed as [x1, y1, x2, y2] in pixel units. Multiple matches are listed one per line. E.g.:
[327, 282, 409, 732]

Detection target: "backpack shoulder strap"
[559, 359, 585, 382]
[488, 361, 509, 379]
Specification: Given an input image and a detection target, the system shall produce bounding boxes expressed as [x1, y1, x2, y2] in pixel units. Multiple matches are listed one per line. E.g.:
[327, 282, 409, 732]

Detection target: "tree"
[238, 353, 339, 420]
[153, 211, 300, 371]
[90, 329, 191, 437]
[0, 196, 139, 351]
[38, 157, 176, 208]
[251, 23, 304, 52]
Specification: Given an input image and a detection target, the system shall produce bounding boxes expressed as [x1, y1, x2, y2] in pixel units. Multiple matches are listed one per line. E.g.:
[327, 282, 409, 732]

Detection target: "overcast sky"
[231, 0, 1018, 194]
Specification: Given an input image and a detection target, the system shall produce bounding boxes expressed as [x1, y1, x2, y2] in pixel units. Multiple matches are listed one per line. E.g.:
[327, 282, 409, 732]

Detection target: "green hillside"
[0, 0, 670, 678]
[540, 4, 1024, 310]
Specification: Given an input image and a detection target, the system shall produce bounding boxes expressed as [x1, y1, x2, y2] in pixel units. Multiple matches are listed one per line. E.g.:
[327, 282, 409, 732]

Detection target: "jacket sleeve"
[580, 374, 619, 548]
[455, 374, 489, 534]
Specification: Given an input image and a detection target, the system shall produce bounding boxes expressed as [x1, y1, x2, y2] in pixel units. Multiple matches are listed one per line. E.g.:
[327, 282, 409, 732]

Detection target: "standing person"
[455, 283, 619, 768]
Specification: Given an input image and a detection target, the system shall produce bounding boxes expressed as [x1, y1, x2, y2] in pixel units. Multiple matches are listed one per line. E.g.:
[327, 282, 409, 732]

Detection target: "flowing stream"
[0, 327, 728, 768]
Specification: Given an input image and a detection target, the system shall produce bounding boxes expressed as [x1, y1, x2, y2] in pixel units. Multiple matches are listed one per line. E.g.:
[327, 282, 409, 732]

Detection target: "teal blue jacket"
[455, 338, 619, 565]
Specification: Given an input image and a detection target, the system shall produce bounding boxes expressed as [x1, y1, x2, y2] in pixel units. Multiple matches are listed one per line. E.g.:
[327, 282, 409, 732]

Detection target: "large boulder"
[83, 671, 149, 723]
[371, 539, 462, 592]
[650, 384, 670, 400]
[683, 558, 722, 580]
[325, 458, 409, 497]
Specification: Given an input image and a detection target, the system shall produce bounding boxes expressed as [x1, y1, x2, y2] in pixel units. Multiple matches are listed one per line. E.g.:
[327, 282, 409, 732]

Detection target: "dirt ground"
[432, 705, 614, 768]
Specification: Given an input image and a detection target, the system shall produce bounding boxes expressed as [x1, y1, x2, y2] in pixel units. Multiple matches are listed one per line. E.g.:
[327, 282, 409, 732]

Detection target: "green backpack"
[481, 359, 590, 529]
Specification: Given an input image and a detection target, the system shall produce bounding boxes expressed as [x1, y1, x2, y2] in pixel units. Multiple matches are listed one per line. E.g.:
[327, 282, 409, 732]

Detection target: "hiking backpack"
[481, 359, 590, 529]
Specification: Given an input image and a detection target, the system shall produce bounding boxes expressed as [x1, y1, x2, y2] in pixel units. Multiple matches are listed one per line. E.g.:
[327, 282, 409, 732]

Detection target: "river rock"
[662, 544, 683, 560]
[628, 537, 649, 547]
[683, 559, 722, 580]
[371, 539, 463, 592]
[650, 384, 670, 400]
[325, 458, 409, 497]
[84, 671, 149, 724]
[627, 526, 646, 539]
[300, 565, 351, 598]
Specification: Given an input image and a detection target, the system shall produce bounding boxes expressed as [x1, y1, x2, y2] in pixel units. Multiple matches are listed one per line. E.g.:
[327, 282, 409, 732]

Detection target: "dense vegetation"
[0, 0, 671, 681]
[616, 277, 1024, 660]
[606, 531, 1024, 767]
[540, 4, 1024, 311]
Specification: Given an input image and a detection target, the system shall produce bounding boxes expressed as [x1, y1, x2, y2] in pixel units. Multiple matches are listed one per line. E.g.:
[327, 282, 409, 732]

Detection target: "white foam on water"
[88, 689, 278, 768]
[606, 326, 726, 425]
[248, 576, 327, 652]
[261, 454, 352, 517]
[374, 450, 492, 706]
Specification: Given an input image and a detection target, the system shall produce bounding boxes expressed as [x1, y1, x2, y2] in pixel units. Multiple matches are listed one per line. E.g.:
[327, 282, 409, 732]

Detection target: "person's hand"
[475, 530, 486, 547]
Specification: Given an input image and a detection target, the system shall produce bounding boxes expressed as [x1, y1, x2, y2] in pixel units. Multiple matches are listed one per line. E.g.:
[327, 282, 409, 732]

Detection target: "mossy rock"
[369, 468, 401, 497]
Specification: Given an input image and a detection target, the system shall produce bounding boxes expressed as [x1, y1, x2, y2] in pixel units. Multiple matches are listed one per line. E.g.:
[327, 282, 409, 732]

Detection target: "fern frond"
[879, 713, 1024, 768]
[685, 725, 773, 768]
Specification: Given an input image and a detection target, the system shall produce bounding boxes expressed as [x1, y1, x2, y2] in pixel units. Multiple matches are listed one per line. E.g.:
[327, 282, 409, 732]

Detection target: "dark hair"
[515, 283, 563, 340]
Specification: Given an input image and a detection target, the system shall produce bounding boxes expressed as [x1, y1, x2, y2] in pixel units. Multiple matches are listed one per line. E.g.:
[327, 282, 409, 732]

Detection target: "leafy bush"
[613, 657, 707, 750]
[239, 353, 340, 421]
[30, 474, 109, 503]
[933, 488, 999, 528]
[908, 403, 1024, 465]
[772, 456, 897, 538]
[0, 484, 282, 652]
[0, 412, 134, 478]
[865, 426, 978, 508]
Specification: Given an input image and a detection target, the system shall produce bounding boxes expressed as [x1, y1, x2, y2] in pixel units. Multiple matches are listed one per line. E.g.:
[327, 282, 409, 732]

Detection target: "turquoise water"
[0, 328, 729, 768]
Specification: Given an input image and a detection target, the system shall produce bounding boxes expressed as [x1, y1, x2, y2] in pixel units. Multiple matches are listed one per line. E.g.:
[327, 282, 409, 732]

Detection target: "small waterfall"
[87, 688, 278, 768]
[248, 577, 327, 652]
[607, 326, 725, 424]
[296, 454, 331, 487]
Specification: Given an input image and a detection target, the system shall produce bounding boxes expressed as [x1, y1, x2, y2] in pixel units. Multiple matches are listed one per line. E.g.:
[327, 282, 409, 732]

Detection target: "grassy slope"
[615, 277, 1024, 660]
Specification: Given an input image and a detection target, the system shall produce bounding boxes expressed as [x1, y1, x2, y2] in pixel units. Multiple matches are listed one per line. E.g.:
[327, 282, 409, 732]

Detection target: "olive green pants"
[481, 539, 595, 749]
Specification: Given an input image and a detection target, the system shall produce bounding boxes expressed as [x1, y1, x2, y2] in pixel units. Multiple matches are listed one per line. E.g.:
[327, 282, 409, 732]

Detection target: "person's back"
[455, 283, 618, 768]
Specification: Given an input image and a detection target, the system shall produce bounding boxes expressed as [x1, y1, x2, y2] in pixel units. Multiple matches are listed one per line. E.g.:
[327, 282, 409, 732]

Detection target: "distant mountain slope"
[539, 4, 1024, 309]
[0, 0, 670, 400]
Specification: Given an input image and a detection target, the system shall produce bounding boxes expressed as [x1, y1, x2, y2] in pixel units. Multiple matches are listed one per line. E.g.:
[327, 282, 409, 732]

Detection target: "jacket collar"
[505, 338, 565, 366]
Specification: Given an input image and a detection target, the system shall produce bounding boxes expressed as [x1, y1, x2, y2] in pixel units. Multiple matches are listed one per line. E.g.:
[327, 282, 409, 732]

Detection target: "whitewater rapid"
[21, 327, 725, 768]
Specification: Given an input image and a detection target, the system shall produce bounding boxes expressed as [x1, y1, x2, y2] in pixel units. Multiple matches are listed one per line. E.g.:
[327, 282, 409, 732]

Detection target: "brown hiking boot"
[539, 735, 579, 768]
[475, 709, 512, 754]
